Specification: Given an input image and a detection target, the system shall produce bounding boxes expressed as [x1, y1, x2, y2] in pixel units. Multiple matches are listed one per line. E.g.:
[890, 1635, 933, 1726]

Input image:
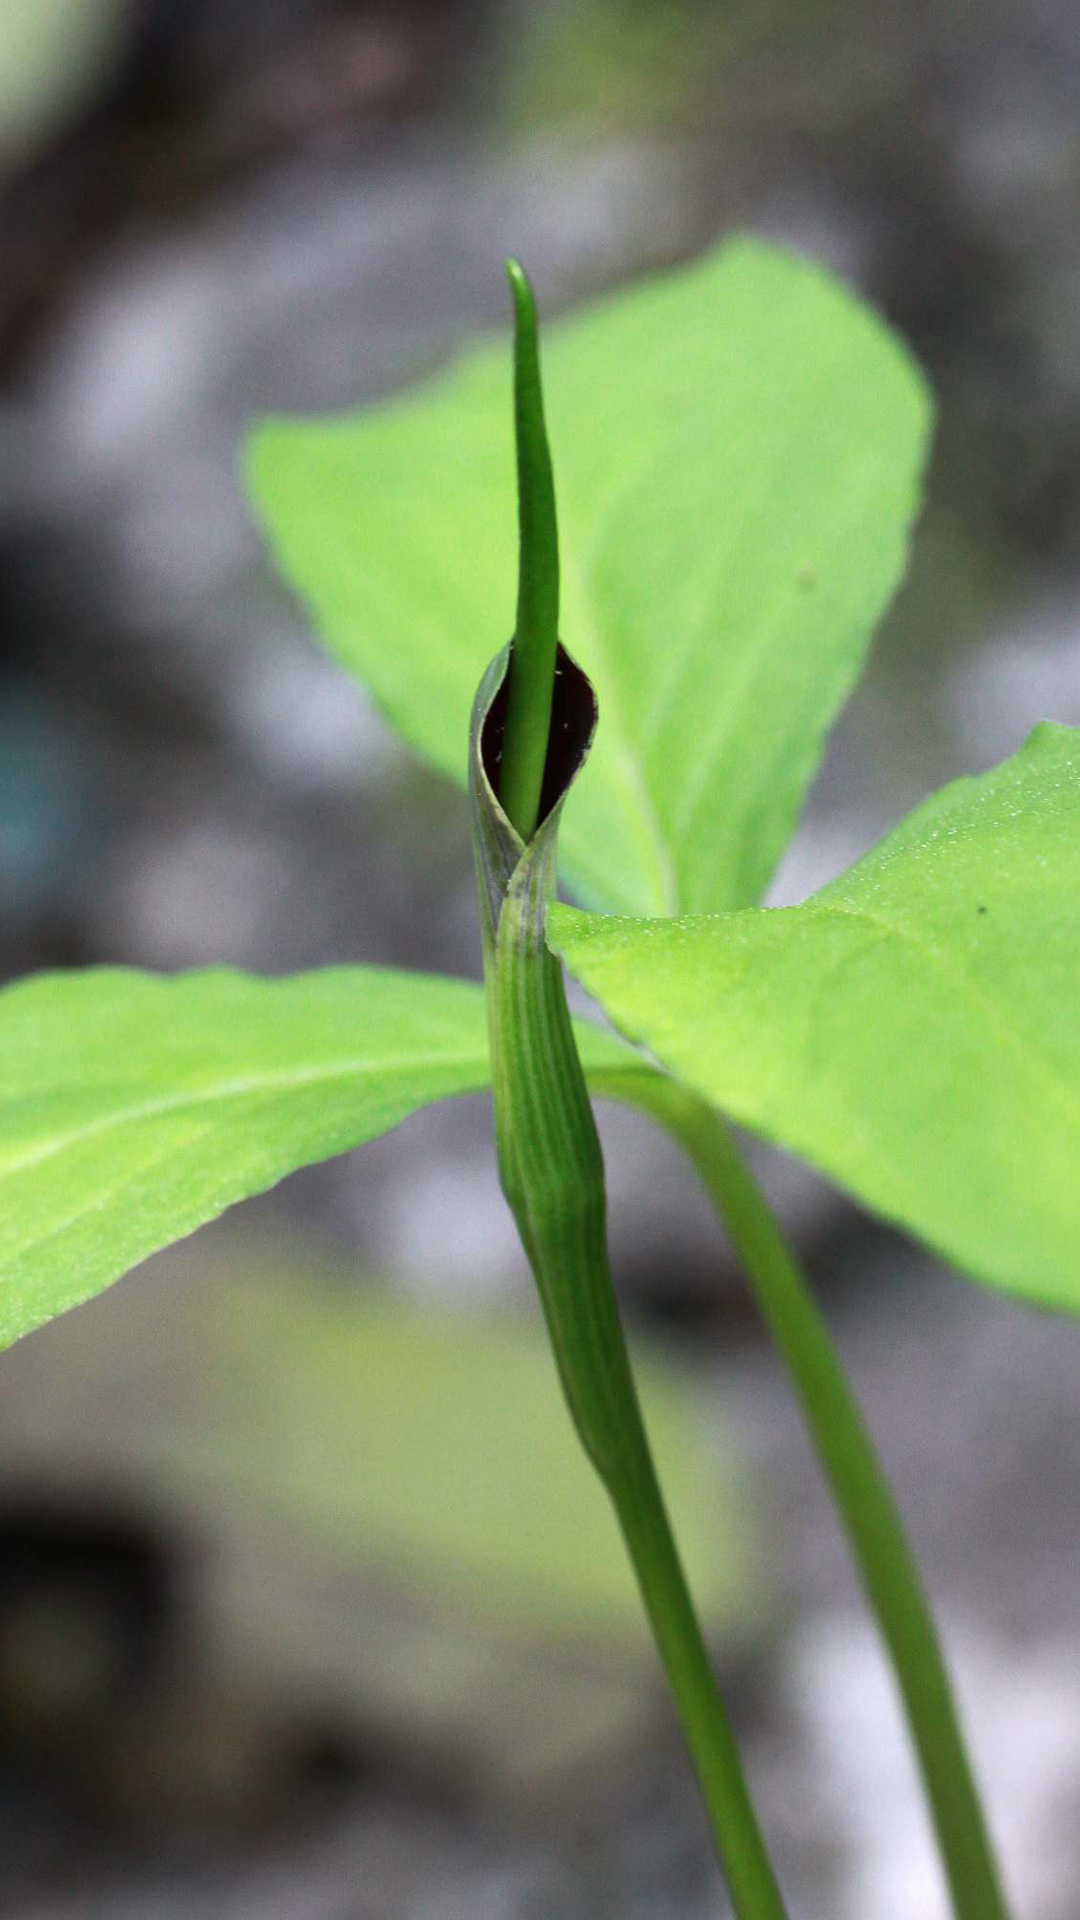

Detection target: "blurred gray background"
[1, 3, 1079, 1916]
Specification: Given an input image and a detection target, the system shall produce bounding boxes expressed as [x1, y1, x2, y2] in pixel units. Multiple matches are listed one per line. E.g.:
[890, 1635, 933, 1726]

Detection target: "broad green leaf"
[0, 964, 636, 1350]
[247, 237, 931, 916]
[550, 724, 1080, 1312]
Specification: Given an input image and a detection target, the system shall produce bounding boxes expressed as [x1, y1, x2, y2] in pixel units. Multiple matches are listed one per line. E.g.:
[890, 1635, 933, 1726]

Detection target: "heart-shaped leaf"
[247, 237, 931, 915]
[0, 964, 636, 1350]
[551, 724, 1080, 1312]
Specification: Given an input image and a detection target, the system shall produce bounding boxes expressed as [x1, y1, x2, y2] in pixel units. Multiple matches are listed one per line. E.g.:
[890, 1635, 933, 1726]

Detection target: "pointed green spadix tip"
[497, 255, 560, 844]
[505, 256, 536, 327]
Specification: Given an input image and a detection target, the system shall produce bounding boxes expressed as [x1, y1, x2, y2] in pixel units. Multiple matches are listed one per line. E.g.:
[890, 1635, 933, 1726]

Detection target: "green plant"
[2, 235, 1077, 1913]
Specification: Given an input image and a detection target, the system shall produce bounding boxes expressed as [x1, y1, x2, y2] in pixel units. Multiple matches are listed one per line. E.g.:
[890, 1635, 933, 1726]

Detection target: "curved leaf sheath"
[469, 640, 636, 1481]
[551, 723, 1080, 1312]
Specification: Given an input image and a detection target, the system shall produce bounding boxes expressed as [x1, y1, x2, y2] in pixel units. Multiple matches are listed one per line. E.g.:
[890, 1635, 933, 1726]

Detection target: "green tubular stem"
[498, 259, 561, 843]
[483, 826, 789, 1920]
[598, 1070, 1012, 1920]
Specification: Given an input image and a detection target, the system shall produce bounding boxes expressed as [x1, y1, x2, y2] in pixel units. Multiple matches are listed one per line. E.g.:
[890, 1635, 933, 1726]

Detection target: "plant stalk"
[602, 1071, 1012, 1920]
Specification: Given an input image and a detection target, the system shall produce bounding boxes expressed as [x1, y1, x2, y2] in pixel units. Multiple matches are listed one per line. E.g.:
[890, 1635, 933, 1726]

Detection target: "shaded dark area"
[0, 0, 493, 376]
[481, 642, 597, 830]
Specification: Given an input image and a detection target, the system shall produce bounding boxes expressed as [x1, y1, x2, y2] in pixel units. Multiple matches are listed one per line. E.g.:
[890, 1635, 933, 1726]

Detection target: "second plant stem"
[607, 1069, 1012, 1920]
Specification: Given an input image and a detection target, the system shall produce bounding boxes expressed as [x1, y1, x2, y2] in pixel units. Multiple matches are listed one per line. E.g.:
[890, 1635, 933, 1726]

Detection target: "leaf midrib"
[0, 1047, 493, 1188]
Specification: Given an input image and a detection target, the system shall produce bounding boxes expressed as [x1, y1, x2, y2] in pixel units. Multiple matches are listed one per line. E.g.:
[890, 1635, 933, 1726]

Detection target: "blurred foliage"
[0, 0, 134, 167]
[157, 1267, 752, 1643]
[503, 0, 717, 134]
[500, 0, 861, 136]
[0, 1250, 757, 1816]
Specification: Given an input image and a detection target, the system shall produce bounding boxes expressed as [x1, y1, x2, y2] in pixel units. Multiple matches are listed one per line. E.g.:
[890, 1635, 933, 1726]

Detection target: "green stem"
[607, 1073, 1011, 1920]
[478, 810, 788, 1920]
[498, 259, 561, 842]
[612, 1450, 791, 1918]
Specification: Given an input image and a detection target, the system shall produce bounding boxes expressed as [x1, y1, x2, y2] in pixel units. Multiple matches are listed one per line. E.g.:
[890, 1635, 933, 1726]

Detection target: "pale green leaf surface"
[551, 724, 1080, 1310]
[0, 964, 635, 1350]
[247, 237, 931, 915]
